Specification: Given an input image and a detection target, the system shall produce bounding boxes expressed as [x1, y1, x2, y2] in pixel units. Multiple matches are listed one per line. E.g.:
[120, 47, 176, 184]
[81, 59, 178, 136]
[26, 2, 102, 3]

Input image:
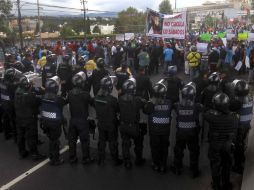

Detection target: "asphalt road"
[0, 69, 244, 190]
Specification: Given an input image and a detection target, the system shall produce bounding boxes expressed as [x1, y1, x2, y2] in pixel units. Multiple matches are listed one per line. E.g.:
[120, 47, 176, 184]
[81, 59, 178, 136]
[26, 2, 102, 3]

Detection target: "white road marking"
[0, 140, 81, 190]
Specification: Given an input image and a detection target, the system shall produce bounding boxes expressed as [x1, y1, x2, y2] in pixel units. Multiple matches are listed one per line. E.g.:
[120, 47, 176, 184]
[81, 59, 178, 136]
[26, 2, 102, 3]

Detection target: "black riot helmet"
[12, 61, 25, 72]
[46, 54, 56, 63]
[122, 77, 136, 95]
[4, 68, 16, 82]
[63, 55, 70, 64]
[72, 71, 86, 88]
[18, 75, 31, 90]
[100, 76, 113, 95]
[4, 68, 22, 82]
[121, 61, 128, 70]
[153, 81, 167, 98]
[212, 92, 230, 113]
[96, 58, 105, 69]
[45, 76, 60, 94]
[167, 65, 177, 77]
[232, 79, 249, 97]
[182, 82, 196, 101]
[208, 72, 220, 85]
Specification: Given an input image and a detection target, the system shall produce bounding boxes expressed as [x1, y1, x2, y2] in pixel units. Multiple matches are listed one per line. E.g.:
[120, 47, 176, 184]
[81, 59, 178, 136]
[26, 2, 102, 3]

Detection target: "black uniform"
[94, 94, 121, 164]
[165, 76, 183, 104]
[0, 80, 17, 141]
[40, 93, 66, 164]
[232, 96, 253, 173]
[173, 102, 201, 176]
[204, 110, 237, 190]
[119, 94, 145, 166]
[42, 61, 57, 88]
[67, 87, 93, 162]
[147, 99, 172, 171]
[14, 87, 40, 158]
[91, 68, 110, 96]
[201, 85, 221, 110]
[115, 68, 130, 92]
[57, 62, 72, 96]
[192, 75, 208, 103]
[22, 59, 34, 73]
[135, 72, 153, 101]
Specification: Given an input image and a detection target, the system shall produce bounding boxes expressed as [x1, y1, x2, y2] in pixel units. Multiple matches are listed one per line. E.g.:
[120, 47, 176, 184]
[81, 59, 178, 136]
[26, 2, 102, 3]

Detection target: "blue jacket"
[163, 48, 173, 62]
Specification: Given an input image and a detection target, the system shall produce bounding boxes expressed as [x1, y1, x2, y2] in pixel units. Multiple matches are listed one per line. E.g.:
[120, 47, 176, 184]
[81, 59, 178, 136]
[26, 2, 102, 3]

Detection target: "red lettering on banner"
[164, 22, 171, 27]
[171, 22, 184, 27]
[173, 14, 182, 19]
[162, 29, 185, 35]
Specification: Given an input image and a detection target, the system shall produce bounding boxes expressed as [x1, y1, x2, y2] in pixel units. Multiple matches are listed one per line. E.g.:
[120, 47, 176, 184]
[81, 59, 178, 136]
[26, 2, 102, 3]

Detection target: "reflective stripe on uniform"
[1, 94, 10, 101]
[178, 122, 196, 128]
[46, 73, 53, 77]
[41, 111, 57, 119]
[240, 114, 252, 122]
[152, 117, 170, 124]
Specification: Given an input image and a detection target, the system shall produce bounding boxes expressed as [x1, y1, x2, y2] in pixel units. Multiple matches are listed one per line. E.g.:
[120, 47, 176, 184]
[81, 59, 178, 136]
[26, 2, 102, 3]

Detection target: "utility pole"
[175, 0, 177, 9]
[81, 0, 87, 37]
[37, 0, 42, 46]
[17, 0, 24, 50]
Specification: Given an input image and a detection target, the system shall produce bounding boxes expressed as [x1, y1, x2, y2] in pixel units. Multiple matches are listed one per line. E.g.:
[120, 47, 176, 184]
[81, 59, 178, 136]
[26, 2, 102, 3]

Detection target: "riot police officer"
[91, 58, 110, 96]
[94, 76, 122, 166]
[165, 65, 183, 104]
[14, 75, 45, 160]
[204, 93, 237, 190]
[0, 68, 20, 141]
[67, 71, 94, 164]
[172, 82, 202, 178]
[145, 81, 172, 173]
[115, 61, 132, 96]
[118, 78, 146, 169]
[40, 76, 66, 165]
[57, 55, 72, 97]
[42, 54, 57, 88]
[201, 72, 221, 110]
[231, 80, 253, 174]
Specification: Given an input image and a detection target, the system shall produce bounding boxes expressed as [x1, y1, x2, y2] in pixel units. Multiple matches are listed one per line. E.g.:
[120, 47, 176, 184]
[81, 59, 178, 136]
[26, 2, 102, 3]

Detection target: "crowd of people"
[0, 36, 253, 190]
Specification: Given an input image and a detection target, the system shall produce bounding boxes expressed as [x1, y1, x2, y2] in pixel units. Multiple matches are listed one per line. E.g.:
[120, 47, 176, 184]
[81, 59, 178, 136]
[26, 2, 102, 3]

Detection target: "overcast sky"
[19, 0, 217, 16]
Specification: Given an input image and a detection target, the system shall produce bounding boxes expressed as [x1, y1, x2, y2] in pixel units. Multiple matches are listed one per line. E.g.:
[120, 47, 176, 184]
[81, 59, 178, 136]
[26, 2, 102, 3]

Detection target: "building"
[90, 24, 114, 35]
[173, 1, 253, 30]
[9, 19, 43, 32]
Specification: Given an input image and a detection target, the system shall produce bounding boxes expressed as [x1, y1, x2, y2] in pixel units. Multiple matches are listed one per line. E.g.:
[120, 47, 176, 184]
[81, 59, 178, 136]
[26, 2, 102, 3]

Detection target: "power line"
[12, 0, 119, 13]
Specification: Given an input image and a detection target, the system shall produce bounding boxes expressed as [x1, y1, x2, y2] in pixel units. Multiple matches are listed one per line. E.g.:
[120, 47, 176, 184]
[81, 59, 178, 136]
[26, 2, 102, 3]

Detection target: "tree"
[115, 7, 146, 33]
[0, 0, 13, 35]
[92, 25, 101, 34]
[159, 0, 173, 15]
[86, 17, 91, 34]
[60, 26, 76, 39]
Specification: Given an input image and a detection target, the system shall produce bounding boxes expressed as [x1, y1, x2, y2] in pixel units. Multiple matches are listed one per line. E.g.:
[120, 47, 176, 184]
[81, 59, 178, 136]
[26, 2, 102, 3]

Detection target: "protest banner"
[248, 33, 254, 42]
[200, 33, 212, 42]
[238, 32, 248, 41]
[217, 32, 226, 39]
[226, 33, 235, 40]
[146, 8, 163, 37]
[162, 12, 187, 39]
[197, 42, 208, 53]
[124, 33, 135, 40]
[146, 9, 187, 39]
[115, 34, 125, 41]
